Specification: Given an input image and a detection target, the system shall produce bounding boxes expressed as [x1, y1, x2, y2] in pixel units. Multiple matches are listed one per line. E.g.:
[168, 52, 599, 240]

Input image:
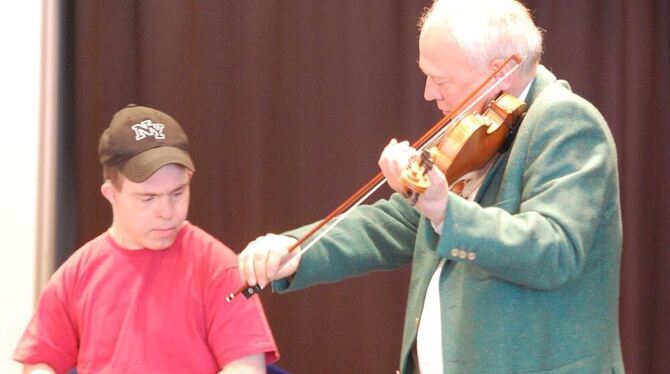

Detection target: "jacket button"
[467, 252, 477, 260]
[450, 248, 459, 257]
[458, 250, 467, 259]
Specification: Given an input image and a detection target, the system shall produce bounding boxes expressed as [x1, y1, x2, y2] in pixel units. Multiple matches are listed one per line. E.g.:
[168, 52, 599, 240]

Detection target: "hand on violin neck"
[379, 138, 448, 224]
[412, 167, 448, 226]
[238, 234, 301, 289]
[379, 138, 419, 194]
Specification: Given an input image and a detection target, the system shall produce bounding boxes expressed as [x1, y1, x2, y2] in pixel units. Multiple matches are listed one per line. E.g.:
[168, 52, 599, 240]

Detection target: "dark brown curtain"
[61, 1, 669, 373]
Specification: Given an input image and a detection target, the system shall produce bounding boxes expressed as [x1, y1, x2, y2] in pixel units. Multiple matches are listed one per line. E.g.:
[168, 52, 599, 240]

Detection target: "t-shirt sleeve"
[13, 265, 79, 373]
[204, 247, 279, 368]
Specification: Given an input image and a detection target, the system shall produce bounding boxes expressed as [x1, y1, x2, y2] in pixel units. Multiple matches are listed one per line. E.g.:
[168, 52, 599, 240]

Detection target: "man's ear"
[489, 58, 513, 91]
[100, 180, 117, 205]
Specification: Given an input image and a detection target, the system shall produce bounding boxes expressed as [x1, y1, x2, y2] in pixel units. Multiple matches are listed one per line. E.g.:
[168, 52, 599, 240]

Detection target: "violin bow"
[227, 54, 524, 302]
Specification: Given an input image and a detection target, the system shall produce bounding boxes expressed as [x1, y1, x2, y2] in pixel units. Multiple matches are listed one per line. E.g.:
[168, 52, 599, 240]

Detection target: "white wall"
[0, 1, 45, 372]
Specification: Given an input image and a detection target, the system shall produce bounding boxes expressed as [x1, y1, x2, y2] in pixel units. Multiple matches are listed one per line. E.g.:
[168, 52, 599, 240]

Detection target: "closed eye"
[140, 195, 155, 202]
[170, 183, 188, 197]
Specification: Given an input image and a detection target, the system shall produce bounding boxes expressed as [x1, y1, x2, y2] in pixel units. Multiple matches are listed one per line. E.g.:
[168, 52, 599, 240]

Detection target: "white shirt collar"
[518, 80, 533, 102]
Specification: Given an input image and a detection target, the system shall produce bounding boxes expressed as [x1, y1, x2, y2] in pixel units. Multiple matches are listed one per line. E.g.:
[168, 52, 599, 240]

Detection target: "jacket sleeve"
[274, 193, 421, 292]
[436, 87, 620, 290]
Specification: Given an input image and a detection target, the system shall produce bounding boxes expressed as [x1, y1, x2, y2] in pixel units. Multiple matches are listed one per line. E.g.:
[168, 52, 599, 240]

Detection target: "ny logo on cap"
[131, 120, 166, 141]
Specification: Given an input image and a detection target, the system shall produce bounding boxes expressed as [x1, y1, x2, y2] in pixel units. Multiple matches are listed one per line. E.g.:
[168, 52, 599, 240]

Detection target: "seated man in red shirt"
[14, 104, 279, 373]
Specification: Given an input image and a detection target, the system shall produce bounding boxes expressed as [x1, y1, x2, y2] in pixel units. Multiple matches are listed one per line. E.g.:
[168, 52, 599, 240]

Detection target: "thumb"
[426, 166, 447, 187]
[276, 249, 302, 278]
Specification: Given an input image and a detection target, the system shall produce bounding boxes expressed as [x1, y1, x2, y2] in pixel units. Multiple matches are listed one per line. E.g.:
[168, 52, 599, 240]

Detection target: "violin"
[400, 91, 527, 198]
[226, 55, 526, 302]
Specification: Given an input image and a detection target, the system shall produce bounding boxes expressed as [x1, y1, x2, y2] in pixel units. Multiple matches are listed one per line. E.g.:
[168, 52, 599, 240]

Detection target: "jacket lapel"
[475, 65, 558, 204]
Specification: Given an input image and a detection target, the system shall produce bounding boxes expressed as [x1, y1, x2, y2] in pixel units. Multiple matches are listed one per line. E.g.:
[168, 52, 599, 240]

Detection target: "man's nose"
[156, 196, 174, 219]
[424, 77, 441, 102]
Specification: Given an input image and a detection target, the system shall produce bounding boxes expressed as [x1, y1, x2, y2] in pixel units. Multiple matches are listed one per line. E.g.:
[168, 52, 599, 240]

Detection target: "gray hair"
[419, 0, 544, 77]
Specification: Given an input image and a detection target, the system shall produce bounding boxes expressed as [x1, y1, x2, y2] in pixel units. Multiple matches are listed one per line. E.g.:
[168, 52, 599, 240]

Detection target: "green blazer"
[276, 66, 624, 373]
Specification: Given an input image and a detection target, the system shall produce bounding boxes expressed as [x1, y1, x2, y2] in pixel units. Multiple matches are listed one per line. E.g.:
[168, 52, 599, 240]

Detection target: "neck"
[509, 67, 536, 98]
[107, 224, 141, 250]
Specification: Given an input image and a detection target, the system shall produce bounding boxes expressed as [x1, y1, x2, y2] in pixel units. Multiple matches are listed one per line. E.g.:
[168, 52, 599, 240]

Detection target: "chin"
[145, 238, 177, 250]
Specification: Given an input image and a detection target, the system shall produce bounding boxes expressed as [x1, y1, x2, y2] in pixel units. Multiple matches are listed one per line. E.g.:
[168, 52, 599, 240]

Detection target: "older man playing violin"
[238, 0, 624, 372]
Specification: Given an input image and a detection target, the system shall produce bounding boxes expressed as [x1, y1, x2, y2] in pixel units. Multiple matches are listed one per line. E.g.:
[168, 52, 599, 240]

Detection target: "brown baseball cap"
[98, 104, 195, 183]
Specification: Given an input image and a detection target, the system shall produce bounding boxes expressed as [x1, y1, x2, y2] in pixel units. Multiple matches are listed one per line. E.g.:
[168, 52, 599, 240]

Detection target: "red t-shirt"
[14, 222, 278, 373]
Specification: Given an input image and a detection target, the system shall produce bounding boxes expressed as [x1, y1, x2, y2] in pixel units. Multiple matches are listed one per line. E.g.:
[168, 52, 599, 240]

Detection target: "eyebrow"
[133, 182, 189, 197]
[416, 59, 446, 81]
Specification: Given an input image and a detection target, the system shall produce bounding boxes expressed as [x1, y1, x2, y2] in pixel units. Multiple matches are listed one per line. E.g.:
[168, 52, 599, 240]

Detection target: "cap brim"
[119, 147, 195, 183]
